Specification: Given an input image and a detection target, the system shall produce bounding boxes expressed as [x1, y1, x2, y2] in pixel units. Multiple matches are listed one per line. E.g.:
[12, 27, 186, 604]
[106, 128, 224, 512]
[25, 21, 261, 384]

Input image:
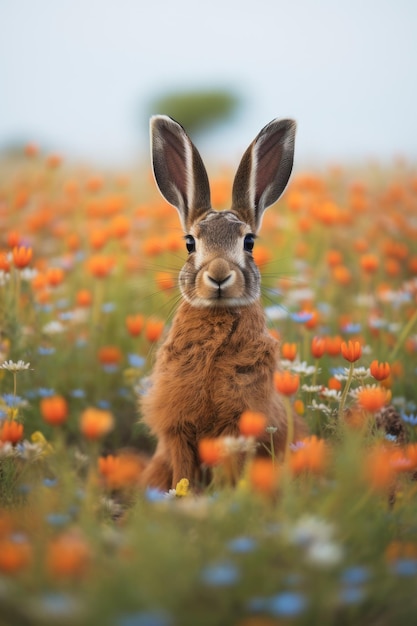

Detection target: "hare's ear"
[150, 115, 211, 231]
[231, 118, 296, 232]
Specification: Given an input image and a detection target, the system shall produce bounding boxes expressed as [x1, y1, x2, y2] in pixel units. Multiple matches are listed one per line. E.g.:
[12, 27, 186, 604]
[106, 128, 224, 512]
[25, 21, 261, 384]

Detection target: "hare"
[140, 115, 306, 490]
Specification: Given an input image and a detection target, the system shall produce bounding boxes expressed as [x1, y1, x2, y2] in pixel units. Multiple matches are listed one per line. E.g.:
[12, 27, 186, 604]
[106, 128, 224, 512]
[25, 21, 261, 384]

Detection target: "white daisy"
[0, 360, 31, 372]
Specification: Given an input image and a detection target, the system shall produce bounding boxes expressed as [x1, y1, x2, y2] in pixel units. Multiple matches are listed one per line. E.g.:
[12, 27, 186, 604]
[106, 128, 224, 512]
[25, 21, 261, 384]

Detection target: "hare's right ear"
[231, 118, 296, 232]
[150, 115, 211, 231]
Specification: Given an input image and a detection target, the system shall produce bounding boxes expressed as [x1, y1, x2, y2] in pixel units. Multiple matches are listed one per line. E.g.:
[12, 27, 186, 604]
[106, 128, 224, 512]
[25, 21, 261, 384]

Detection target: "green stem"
[389, 307, 417, 361]
[338, 361, 355, 420]
[270, 430, 276, 467]
[284, 396, 294, 465]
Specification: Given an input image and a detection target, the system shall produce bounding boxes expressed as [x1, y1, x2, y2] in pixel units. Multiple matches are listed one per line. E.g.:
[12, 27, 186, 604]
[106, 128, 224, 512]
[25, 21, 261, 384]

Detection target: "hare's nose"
[204, 259, 235, 289]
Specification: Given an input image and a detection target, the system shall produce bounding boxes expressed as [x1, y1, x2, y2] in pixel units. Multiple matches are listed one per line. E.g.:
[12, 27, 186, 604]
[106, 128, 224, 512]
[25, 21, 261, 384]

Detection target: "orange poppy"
[274, 371, 300, 396]
[40, 395, 68, 426]
[239, 411, 267, 437]
[341, 340, 362, 363]
[12, 246, 33, 269]
[0, 421, 24, 444]
[126, 314, 145, 337]
[281, 343, 297, 361]
[369, 360, 391, 381]
[356, 385, 390, 413]
[80, 407, 114, 440]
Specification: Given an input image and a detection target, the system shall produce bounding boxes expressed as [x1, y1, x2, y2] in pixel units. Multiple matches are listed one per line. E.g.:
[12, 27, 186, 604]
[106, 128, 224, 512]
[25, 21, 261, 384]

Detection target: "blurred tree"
[148, 88, 240, 135]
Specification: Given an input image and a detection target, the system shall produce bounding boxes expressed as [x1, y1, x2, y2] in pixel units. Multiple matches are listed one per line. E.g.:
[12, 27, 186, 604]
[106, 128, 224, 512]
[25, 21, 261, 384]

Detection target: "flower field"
[1, 144, 417, 626]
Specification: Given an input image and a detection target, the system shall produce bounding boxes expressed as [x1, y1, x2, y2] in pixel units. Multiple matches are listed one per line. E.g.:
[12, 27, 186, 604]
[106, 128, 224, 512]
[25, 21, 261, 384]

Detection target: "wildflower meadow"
[1, 144, 417, 625]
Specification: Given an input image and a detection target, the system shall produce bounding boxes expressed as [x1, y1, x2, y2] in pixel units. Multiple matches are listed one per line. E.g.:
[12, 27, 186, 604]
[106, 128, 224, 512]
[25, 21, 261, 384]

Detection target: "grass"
[0, 147, 417, 625]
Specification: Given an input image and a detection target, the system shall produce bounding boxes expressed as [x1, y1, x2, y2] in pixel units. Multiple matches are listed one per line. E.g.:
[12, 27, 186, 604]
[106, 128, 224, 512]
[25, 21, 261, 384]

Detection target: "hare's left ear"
[150, 115, 211, 231]
[231, 118, 296, 232]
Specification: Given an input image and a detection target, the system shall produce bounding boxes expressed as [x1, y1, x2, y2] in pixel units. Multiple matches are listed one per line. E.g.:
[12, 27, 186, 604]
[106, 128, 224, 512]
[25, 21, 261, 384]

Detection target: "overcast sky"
[1, 0, 416, 168]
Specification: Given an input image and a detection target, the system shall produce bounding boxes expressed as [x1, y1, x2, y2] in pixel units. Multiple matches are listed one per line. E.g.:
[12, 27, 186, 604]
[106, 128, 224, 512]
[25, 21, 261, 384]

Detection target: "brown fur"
[140, 301, 306, 490]
[140, 115, 305, 490]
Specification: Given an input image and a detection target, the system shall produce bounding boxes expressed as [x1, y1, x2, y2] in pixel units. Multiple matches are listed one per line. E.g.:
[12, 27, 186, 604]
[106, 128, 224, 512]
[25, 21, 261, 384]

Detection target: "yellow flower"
[175, 478, 190, 497]
[31, 431, 54, 456]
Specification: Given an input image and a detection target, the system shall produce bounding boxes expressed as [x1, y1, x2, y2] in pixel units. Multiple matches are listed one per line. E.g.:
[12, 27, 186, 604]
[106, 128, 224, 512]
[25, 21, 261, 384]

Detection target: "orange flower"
[369, 360, 391, 381]
[293, 399, 305, 415]
[332, 265, 352, 285]
[360, 253, 379, 274]
[76, 289, 92, 307]
[364, 445, 396, 491]
[281, 342, 297, 361]
[12, 246, 32, 269]
[80, 407, 114, 440]
[46, 153, 62, 169]
[86, 255, 114, 278]
[325, 335, 342, 357]
[252, 246, 272, 267]
[109, 215, 130, 238]
[126, 314, 145, 337]
[304, 309, 319, 330]
[7, 231, 21, 248]
[0, 252, 10, 272]
[155, 272, 176, 291]
[239, 411, 267, 437]
[24, 143, 39, 158]
[46, 532, 91, 578]
[341, 340, 362, 363]
[0, 421, 23, 444]
[89, 229, 108, 250]
[248, 458, 280, 493]
[86, 175, 104, 193]
[98, 453, 144, 489]
[40, 395, 68, 426]
[97, 346, 123, 366]
[328, 377, 342, 391]
[311, 336, 326, 359]
[145, 319, 165, 343]
[198, 438, 224, 466]
[143, 237, 163, 256]
[0, 537, 32, 574]
[274, 371, 300, 396]
[46, 267, 64, 287]
[326, 249, 343, 267]
[356, 385, 391, 413]
[290, 436, 328, 476]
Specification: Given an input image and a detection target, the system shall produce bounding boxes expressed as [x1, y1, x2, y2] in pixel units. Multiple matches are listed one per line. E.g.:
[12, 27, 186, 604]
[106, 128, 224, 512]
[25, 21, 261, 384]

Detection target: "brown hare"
[140, 115, 306, 490]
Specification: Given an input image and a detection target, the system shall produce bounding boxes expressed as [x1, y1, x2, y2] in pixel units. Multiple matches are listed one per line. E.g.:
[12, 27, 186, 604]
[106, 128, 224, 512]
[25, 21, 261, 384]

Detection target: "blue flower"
[128, 354, 146, 369]
[71, 389, 85, 399]
[401, 412, 417, 426]
[227, 536, 257, 553]
[341, 322, 362, 334]
[340, 566, 370, 586]
[102, 302, 116, 313]
[390, 558, 417, 577]
[2, 394, 23, 407]
[36, 593, 81, 618]
[145, 488, 167, 503]
[97, 400, 110, 409]
[43, 478, 58, 488]
[200, 561, 240, 586]
[45, 513, 71, 527]
[38, 387, 56, 397]
[268, 591, 307, 616]
[59, 311, 74, 321]
[38, 346, 56, 356]
[291, 312, 313, 324]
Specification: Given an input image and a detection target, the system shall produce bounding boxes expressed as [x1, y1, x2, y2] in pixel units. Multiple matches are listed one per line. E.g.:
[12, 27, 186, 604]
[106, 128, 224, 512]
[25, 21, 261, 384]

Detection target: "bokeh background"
[1, 0, 417, 168]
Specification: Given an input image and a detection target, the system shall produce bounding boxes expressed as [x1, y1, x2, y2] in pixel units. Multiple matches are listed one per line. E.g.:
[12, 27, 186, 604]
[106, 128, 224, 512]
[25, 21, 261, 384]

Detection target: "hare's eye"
[185, 235, 196, 253]
[243, 234, 255, 252]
